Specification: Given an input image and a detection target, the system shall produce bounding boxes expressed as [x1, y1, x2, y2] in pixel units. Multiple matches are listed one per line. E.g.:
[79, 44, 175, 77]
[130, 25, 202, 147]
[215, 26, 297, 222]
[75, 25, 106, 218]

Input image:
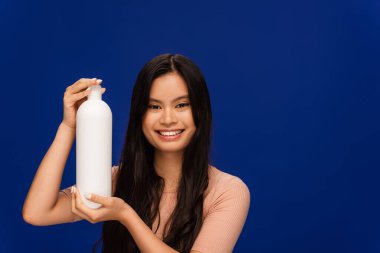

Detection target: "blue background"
[1, 0, 379, 252]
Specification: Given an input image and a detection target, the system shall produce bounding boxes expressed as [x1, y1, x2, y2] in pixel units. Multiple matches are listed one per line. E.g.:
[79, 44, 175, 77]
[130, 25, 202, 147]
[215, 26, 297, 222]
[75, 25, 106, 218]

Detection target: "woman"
[22, 54, 250, 253]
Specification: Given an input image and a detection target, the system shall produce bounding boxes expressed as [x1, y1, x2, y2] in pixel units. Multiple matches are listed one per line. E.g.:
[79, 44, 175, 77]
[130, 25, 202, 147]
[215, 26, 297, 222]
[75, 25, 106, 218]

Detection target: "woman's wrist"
[55, 122, 76, 143]
[118, 203, 134, 226]
[59, 122, 76, 137]
[60, 121, 75, 131]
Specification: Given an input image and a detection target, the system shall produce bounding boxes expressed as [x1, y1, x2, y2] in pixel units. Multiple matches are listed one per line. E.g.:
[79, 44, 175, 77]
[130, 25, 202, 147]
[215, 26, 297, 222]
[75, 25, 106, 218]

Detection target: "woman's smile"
[155, 129, 185, 141]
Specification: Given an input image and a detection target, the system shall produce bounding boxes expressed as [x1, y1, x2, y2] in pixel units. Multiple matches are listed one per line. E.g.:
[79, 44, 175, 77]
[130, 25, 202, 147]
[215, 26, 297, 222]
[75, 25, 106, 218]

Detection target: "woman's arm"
[117, 203, 211, 253]
[22, 78, 104, 226]
[72, 183, 200, 253]
[22, 122, 76, 225]
[118, 206, 179, 253]
[121, 209, 203, 253]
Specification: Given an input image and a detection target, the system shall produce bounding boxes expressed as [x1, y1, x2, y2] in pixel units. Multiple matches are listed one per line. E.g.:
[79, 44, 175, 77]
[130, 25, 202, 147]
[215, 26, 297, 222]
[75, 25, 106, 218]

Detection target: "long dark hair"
[93, 53, 213, 253]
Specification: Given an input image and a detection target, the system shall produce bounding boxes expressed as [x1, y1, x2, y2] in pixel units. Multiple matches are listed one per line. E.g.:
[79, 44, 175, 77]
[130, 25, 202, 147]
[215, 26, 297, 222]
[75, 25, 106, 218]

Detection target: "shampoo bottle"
[76, 84, 112, 209]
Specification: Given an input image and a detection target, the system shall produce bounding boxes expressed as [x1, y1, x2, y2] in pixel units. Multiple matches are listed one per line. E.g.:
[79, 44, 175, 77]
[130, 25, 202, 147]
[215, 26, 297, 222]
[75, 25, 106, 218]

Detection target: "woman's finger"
[86, 193, 110, 206]
[65, 89, 91, 104]
[74, 187, 97, 220]
[67, 78, 102, 95]
[71, 187, 92, 221]
[65, 84, 106, 104]
[66, 86, 106, 106]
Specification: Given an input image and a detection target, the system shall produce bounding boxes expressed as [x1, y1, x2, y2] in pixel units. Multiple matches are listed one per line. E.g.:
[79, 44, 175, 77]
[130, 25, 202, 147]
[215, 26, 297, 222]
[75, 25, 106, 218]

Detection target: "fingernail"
[70, 186, 73, 193]
[92, 78, 96, 80]
[86, 193, 92, 199]
[96, 79, 102, 84]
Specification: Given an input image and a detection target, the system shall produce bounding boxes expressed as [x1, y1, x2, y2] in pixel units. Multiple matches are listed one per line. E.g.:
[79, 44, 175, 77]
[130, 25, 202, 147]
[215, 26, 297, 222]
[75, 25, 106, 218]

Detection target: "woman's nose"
[159, 108, 178, 125]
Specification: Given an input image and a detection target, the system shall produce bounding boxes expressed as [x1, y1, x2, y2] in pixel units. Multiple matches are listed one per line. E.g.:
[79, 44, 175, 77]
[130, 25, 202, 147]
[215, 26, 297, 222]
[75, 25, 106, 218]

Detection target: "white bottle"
[76, 84, 112, 209]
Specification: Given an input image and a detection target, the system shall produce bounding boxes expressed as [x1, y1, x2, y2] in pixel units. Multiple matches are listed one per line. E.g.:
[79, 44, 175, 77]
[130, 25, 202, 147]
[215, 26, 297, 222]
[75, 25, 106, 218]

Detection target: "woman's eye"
[176, 103, 190, 108]
[148, 105, 160, 110]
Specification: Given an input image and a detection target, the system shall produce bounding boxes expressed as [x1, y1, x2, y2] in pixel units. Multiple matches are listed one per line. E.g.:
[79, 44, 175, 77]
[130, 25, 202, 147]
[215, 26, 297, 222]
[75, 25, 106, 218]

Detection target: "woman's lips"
[155, 129, 185, 141]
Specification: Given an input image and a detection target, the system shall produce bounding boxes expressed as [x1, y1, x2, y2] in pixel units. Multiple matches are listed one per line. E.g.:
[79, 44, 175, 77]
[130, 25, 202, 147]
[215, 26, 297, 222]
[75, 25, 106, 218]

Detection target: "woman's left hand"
[71, 186, 129, 224]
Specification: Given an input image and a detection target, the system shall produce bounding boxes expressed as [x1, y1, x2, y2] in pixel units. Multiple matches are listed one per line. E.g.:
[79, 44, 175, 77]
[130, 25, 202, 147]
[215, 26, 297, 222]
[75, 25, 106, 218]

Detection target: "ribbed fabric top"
[63, 166, 250, 252]
[112, 165, 251, 253]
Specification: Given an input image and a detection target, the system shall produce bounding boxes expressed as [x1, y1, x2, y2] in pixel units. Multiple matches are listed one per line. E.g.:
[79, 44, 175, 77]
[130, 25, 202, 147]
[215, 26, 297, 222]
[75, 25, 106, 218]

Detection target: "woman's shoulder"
[207, 165, 250, 198]
[209, 165, 248, 186]
[202, 165, 251, 217]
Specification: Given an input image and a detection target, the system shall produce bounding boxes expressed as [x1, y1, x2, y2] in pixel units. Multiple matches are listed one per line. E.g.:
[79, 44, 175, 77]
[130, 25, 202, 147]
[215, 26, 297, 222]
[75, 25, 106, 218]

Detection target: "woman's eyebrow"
[149, 95, 189, 103]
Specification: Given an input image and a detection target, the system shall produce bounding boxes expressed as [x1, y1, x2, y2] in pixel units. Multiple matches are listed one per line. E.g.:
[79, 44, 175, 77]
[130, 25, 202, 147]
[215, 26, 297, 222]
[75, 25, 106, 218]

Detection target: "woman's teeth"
[158, 130, 184, 136]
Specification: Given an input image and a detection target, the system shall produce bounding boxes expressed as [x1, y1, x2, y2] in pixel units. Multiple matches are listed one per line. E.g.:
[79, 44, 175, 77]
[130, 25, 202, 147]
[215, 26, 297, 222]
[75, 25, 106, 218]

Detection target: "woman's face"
[142, 72, 196, 154]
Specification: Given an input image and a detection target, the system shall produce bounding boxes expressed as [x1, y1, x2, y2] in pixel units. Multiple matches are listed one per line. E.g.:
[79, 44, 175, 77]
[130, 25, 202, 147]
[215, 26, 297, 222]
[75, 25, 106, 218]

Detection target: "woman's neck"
[154, 151, 183, 191]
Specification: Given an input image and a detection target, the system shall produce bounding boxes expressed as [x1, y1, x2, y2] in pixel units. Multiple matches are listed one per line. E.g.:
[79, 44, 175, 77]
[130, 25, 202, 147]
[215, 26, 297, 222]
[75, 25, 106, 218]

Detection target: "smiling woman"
[142, 72, 196, 154]
[22, 54, 250, 253]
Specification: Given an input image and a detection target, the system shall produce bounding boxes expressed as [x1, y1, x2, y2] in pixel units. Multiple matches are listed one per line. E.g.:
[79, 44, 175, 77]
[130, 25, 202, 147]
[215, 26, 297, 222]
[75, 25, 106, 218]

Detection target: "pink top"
[66, 165, 250, 253]
[117, 165, 250, 253]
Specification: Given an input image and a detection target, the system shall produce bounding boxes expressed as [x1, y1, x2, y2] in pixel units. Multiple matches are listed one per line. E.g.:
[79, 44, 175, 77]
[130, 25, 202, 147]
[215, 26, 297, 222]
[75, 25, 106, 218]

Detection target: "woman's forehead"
[150, 73, 189, 101]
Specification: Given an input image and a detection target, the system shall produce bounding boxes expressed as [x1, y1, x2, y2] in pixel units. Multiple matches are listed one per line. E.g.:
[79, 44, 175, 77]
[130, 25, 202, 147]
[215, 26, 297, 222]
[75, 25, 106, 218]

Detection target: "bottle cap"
[88, 85, 102, 100]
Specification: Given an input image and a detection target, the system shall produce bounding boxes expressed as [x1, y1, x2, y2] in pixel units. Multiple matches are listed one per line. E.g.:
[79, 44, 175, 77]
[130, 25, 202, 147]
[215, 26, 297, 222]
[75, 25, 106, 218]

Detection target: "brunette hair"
[93, 53, 212, 253]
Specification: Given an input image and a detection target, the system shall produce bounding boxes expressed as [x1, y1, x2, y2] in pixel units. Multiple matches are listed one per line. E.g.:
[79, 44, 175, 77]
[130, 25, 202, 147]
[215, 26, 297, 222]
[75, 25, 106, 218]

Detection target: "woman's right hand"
[62, 78, 106, 129]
